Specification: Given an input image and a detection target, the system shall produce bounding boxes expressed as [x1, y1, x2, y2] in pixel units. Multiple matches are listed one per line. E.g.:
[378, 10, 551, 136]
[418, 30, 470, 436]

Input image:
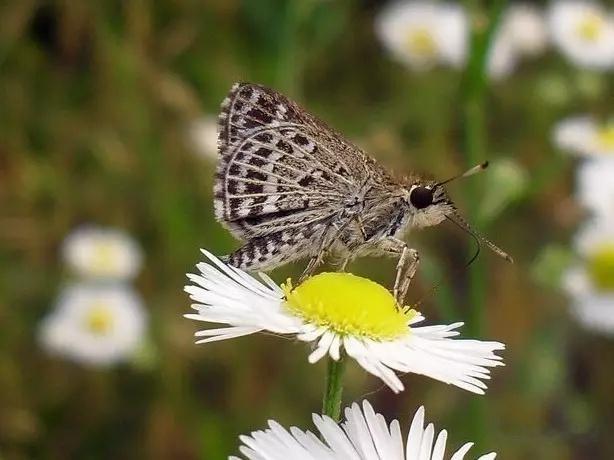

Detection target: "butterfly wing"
[214, 82, 381, 241]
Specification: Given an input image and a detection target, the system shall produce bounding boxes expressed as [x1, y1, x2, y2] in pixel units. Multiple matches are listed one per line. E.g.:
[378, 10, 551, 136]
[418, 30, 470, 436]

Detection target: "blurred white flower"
[567, 289, 614, 336]
[504, 4, 549, 56]
[375, 1, 468, 71]
[189, 116, 219, 160]
[564, 219, 614, 335]
[487, 33, 518, 80]
[577, 159, 614, 217]
[63, 226, 142, 280]
[232, 400, 497, 460]
[488, 4, 548, 79]
[39, 284, 147, 365]
[184, 251, 504, 394]
[548, 0, 614, 70]
[553, 115, 614, 157]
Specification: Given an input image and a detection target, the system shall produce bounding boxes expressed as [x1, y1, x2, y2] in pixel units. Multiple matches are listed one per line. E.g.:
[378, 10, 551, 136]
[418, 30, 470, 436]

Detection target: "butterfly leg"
[301, 251, 325, 282]
[338, 256, 351, 272]
[356, 214, 368, 241]
[380, 238, 420, 305]
[336, 215, 367, 273]
[398, 248, 419, 305]
[299, 217, 354, 282]
[300, 232, 335, 282]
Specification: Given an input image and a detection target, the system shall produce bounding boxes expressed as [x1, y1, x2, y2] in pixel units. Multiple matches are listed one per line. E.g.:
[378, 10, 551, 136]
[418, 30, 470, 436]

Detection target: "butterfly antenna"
[445, 214, 513, 263]
[436, 161, 489, 187]
[412, 234, 482, 310]
[445, 216, 482, 266]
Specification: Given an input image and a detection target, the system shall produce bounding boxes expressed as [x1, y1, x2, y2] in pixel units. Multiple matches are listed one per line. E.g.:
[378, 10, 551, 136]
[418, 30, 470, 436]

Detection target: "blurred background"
[2, 0, 614, 458]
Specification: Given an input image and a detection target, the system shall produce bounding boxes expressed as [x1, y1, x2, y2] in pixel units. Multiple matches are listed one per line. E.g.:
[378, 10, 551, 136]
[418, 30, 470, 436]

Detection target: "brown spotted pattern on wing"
[214, 82, 395, 270]
[225, 220, 330, 270]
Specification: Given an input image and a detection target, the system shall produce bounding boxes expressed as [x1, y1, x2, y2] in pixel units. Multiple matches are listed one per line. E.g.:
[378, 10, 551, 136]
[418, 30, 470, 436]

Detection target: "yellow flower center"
[283, 273, 416, 340]
[84, 304, 115, 335]
[576, 13, 604, 42]
[596, 124, 614, 151]
[588, 243, 614, 291]
[91, 241, 117, 273]
[405, 28, 437, 57]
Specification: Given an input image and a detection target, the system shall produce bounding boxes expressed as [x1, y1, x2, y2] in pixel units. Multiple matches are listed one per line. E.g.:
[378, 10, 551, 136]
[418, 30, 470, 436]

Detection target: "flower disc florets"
[283, 273, 416, 341]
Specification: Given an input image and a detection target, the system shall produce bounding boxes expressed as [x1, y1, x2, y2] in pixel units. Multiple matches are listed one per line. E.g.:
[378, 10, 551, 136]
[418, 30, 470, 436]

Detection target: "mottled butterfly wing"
[213, 82, 383, 269]
[215, 83, 369, 239]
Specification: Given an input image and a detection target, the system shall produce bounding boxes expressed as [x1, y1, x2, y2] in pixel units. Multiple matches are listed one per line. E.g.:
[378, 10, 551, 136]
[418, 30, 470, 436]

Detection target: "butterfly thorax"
[339, 175, 452, 247]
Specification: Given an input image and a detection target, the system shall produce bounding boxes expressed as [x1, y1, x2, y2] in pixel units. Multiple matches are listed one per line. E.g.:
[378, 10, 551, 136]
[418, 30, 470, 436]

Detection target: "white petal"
[329, 335, 341, 361]
[346, 401, 382, 458]
[344, 325, 504, 394]
[418, 423, 434, 460]
[451, 442, 474, 460]
[308, 332, 336, 364]
[477, 453, 497, 460]
[312, 415, 360, 459]
[406, 406, 425, 460]
[361, 400, 400, 459]
[234, 400, 496, 460]
[432, 430, 448, 460]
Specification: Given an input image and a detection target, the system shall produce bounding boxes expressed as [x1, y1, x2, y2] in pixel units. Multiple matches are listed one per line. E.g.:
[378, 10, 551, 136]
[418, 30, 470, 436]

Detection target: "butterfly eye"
[409, 186, 433, 209]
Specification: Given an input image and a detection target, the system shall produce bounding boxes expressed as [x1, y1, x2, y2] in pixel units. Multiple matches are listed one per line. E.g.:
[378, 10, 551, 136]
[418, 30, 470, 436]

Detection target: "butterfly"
[213, 82, 511, 303]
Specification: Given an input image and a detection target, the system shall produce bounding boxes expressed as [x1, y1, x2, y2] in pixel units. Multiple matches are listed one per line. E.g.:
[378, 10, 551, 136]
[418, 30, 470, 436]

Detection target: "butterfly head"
[403, 163, 513, 263]
[405, 181, 454, 228]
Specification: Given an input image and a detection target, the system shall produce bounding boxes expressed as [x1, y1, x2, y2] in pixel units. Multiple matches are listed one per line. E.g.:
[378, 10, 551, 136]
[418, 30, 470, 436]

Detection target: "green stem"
[462, 0, 505, 338]
[322, 355, 346, 421]
[461, 0, 506, 446]
[273, 0, 309, 96]
[466, 102, 487, 336]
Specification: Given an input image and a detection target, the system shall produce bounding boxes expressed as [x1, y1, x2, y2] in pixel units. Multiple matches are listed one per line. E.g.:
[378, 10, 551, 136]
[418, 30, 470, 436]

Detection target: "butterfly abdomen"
[225, 228, 314, 270]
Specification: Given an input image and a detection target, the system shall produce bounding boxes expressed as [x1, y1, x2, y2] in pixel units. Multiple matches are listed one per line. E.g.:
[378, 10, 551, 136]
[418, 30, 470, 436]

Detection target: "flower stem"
[322, 355, 346, 421]
[461, 0, 506, 447]
[274, 1, 300, 95]
[462, 1, 505, 336]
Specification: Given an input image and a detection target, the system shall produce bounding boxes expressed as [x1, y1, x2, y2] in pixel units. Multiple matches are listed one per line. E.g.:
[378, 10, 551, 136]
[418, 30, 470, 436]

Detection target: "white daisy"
[62, 226, 143, 280]
[188, 116, 219, 160]
[375, 1, 468, 71]
[503, 4, 548, 57]
[553, 115, 614, 157]
[184, 251, 505, 394]
[563, 219, 614, 335]
[566, 286, 614, 336]
[487, 32, 518, 80]
[577, 159, 614, 217]
[548, 0, 614, 70]
[231, 399, 496, 460]
[487, 4, 548, 79]
[39, 284, 147, 365]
